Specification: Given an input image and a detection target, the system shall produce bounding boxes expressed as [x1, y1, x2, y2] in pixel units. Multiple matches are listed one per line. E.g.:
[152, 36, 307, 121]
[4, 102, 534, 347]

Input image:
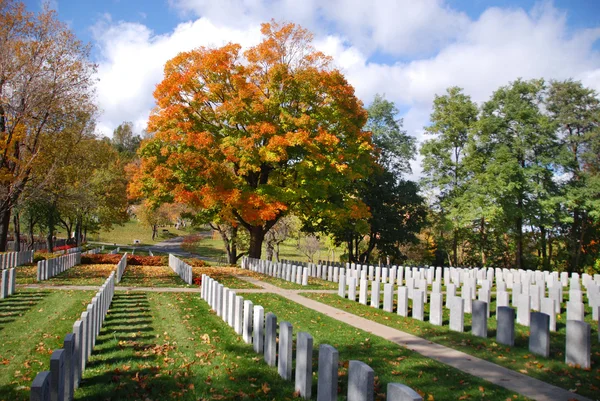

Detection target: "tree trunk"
[28, 215, 35, 250]
[0, 207, 10, 251]
[266, 241, 274, 261]
[46, 207, 55, 253]
[13, 211, 20, 252]
[539, 225, 548, 270]
[75, 217, 82, 247]
[480, 217, 486, 266]
[275, 242, 280, 262]
[515, 199, 523, 270]
[230, 226, 238, 264]
[152, 224, 157, 241]
[248, 226, 265, 259]
[452, 229, 458, 266]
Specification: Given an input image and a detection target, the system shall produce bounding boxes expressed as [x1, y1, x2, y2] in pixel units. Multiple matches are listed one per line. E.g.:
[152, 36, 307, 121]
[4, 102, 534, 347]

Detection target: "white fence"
[0, 250, 34, 269]
[116, 253, 128, 283]
[30, 272, 116, 401]
[37, 253, 81, 281]
[168, 254, 193, 284]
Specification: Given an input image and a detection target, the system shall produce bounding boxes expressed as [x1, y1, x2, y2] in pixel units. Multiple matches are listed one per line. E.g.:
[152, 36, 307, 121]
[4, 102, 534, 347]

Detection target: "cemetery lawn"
[242, 293, 529, 401]
[195, 266, 261, 289]
[0, 289, 95, 401]
[118, 265, 192, 287]
[254, 275, 339, 290]
[16, 264, 116, 286]
[93, 220, 191, 246]
[75, 291, 298, 400]
[301, 293, 600, 400]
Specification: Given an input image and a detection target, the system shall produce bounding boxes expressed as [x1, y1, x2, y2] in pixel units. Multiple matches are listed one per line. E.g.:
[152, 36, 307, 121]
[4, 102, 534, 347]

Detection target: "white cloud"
[93, 1, 600, 177]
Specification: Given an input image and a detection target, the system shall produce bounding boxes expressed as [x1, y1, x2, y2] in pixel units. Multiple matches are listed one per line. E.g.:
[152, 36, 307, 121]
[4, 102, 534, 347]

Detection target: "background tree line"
[420, 79, 599, 273]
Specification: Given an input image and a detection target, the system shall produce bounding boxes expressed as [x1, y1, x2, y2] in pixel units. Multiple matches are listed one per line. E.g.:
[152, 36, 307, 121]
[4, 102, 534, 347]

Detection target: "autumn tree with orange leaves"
[130, 21, 373, 259]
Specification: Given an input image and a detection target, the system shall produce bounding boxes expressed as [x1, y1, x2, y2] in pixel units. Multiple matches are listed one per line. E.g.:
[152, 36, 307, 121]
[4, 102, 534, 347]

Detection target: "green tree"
[327, 94, 425, 264]
[421, 87, 478, 266]
[547, 79, 600, 272]
[112, 121, 142, 158]
[477, 78, 558, 269]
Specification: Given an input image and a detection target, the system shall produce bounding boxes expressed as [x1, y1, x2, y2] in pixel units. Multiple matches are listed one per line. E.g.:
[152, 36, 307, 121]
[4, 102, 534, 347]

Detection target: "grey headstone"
[0, 269, 8, 298]
[387, 383, 423, 401]
[429, 292, 443, 326]
[253, 305, 264, 354]
[50, 349, 65, 401]
[566, 301, 584, 322]
[346, 277, 356, 301]
[565, 320, 591, 369]
[227, 291, 236, 327]
[412, 290, 424, 321]
[72, 321, 82, 388]
[243, 300, 253, 344]
[370, 281, 380, 308]
[234, 296, 244, 335]
[222, 288, 229, 322]
[347, 360, 374, 401]
[496, 306, 515, 346]
[359, 279, 368, 305]
[295, 332, 313, 399]
[496, 291, 510, 318]
[540, 297, 556, 332]
[529, 312, 550, 357]
[317, 344, 338, 401]
[338, 274, 346, 298]
[278, 321, 293, 380]
[516, 294, 530, 326]
[449, 297, 464, 332]
[8, 268, 15, 295]
[264, 312, 277, 367]
[383, 283, 394, 313]
[63, 334, 75, 400]
[471, 300, 488, 338]
[30, 371, 51, 401]
[397, 286, 408, 317]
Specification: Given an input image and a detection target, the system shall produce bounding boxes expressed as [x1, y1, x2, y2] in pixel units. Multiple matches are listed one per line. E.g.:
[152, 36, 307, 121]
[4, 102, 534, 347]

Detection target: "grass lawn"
[118, 265, 191, 288]
[16, 264, 116, 286]
[254, 275, 339, 290]
[75, 291, 298, 400]
[0, 289, 95, 400]
[241, 293, 528, 401]
[301, 292, 600, 400]
[195, 266, 261, 289]
[93, 220, 192, 246]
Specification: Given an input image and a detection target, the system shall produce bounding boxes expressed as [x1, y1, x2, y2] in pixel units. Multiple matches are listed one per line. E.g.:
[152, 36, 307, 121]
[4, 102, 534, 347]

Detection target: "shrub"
[183, 258, 207, 267]
[81, 254, 121, 264]
[127, 255, 168, 266]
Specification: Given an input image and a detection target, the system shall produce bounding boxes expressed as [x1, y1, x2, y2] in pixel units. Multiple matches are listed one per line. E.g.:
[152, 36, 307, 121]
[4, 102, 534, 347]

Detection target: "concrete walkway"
[239, 276, 593, 401]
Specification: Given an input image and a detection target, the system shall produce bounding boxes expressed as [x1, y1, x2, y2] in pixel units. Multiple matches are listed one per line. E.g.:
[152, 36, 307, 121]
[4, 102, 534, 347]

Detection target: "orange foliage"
[131, 21, 374, 254]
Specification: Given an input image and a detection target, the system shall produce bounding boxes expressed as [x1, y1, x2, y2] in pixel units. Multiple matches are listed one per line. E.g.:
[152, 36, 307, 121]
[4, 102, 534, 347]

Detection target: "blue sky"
[23, 0, 600, 178]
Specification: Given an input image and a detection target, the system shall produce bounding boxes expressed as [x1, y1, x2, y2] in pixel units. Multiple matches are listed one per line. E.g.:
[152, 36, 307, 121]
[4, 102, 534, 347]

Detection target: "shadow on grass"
[77, 292, 183, 400]
[0, 291, 50, 330]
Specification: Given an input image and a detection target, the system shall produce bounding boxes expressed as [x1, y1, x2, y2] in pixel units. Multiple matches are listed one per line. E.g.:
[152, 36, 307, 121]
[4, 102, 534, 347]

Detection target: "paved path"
[239, 276, 593, 401]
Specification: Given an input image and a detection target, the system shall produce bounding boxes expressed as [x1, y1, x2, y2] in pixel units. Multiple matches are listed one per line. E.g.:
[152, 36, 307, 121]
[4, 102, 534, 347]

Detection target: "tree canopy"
[130, 21, 373, 258]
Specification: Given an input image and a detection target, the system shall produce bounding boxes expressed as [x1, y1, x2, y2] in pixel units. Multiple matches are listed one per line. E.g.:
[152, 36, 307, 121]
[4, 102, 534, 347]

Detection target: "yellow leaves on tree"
[132, 20, 373, 258]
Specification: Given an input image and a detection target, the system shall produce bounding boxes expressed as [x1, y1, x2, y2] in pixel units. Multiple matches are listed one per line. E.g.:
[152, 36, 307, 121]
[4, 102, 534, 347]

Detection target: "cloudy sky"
[26, 0, 600, 178]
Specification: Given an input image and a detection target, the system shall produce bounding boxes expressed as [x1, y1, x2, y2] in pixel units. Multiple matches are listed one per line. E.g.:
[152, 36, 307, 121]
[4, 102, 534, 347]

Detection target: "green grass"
[16, 264, 117, 286]
[255, 275, 339, 290]
[93, 220, 192, 246]
[75, 292, 298, 400]
[301, 292, 600, 399]
[118, 265, 191, 288]
[0, 289, 95, 400]
[242, 293, 528, 401]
